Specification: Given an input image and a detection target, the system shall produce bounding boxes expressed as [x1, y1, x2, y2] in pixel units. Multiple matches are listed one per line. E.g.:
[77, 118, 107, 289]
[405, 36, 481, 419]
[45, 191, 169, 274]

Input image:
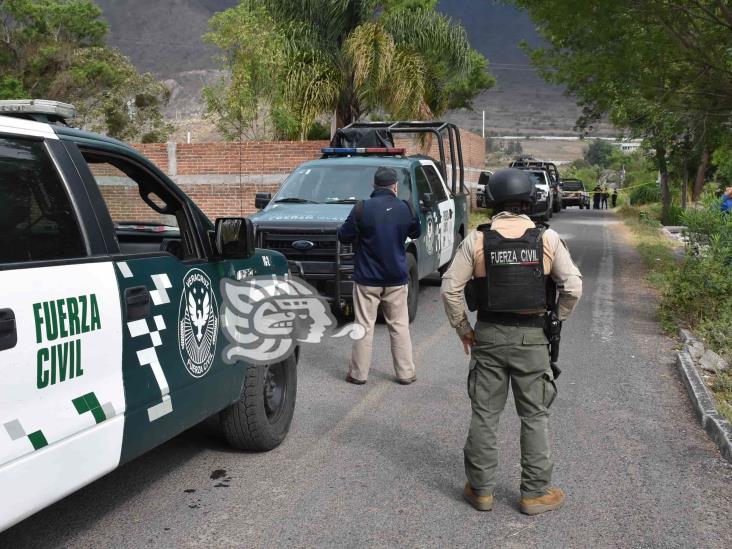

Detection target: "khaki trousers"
[349, 283, 415, 381]
[464, 322, 556, 499]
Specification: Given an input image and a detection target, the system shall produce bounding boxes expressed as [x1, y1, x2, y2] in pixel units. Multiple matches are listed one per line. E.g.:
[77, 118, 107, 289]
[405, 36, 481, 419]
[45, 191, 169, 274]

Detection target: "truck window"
[562, 181, 584, 191]
[422, 165, 448, 201]
[415, 167, 431, 202]
[528, 171, 547, 187]
[80, 150, 196, 259]
[0, 136, 85, 264]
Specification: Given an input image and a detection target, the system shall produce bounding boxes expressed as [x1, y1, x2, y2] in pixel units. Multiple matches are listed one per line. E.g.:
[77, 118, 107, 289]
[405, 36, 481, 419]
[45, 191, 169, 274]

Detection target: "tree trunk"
[692, 147, 710, 201]
[681, 162, 688, 210]
[657, 144, 672, 225]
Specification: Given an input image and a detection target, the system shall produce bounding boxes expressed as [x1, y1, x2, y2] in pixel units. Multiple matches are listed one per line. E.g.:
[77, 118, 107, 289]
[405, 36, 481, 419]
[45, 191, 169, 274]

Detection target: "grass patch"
[618, 202, 732, 423]
[616, 205, 679, 283]
[713, 373, 732, 424]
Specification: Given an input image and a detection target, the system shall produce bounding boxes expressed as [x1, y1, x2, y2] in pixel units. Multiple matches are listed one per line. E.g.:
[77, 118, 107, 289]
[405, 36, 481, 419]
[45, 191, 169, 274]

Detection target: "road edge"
[675, 347, 732, 463]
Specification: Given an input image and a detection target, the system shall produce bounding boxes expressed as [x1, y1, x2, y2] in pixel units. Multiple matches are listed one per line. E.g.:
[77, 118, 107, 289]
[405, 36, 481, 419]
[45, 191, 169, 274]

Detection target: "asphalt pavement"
[3, 209, 731, 548]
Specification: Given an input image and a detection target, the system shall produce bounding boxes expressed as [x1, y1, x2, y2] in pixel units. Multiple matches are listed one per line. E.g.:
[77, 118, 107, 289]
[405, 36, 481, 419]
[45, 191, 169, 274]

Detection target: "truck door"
[71, 146, 244, 463]
[0, 133, 125, 530]
[422, 163, 455, 268]
[413, 166, 440, 275]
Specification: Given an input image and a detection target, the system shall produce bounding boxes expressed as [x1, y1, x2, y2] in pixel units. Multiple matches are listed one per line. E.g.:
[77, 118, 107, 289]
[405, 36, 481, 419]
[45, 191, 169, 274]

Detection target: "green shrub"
[629, 183, 661, 205]
[638, 209, 660, 227]
[658, 194, 732, 361]
[682, 192, 732, 264]
[666, 204, 684, 226]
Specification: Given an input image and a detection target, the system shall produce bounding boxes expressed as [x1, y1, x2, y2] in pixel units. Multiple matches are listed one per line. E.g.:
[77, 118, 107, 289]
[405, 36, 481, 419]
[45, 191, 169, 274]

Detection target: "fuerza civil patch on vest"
[488, 247, 541, 266]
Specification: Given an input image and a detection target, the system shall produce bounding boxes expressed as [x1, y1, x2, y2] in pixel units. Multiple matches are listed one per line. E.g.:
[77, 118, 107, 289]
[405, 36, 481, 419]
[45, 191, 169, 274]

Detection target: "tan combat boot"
[463, 483, 494, 511]
[520, 488, 565, 515]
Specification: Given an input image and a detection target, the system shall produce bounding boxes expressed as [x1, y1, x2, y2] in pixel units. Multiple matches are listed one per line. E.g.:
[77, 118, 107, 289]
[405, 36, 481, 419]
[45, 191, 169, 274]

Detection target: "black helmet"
[485, 168, 536, 209]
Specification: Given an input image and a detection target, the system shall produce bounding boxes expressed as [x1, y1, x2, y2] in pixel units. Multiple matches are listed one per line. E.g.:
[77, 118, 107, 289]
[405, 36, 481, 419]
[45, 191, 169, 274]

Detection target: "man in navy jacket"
[338, 166, 422, 384]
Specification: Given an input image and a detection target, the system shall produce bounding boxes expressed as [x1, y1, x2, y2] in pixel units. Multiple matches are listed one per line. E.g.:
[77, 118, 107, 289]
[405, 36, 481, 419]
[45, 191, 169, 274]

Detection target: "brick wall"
[100, 129, 485, 221]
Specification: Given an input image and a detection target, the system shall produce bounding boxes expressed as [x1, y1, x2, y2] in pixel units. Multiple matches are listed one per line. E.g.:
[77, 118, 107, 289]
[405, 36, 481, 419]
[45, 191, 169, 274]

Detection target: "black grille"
[260, 229, 352, 262]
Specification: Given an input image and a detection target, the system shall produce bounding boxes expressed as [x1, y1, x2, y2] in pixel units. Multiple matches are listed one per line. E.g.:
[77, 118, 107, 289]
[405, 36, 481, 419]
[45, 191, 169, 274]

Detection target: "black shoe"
[396, 375, 417, 385]
[346, 375, 366, 385]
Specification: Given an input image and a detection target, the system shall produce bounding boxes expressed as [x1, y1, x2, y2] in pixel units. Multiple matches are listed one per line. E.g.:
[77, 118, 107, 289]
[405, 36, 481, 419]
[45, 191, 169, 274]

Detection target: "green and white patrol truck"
[0, 101, 297, 531]
[250, 121, 470, 322]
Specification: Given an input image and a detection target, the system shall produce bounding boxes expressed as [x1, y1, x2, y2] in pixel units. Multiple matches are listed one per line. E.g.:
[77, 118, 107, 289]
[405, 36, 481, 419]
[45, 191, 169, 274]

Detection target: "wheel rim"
[263, 362, 287, 422]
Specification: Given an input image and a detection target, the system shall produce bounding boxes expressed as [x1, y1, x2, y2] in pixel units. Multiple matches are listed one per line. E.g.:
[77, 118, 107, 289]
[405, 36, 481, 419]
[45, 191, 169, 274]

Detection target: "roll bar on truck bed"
[341, 121, 467, 196]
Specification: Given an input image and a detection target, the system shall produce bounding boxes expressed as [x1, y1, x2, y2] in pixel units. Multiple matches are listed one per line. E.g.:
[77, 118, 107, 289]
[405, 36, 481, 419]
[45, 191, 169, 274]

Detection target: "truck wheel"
[407, 252, 419, 323]
[220, 354, 297, 451]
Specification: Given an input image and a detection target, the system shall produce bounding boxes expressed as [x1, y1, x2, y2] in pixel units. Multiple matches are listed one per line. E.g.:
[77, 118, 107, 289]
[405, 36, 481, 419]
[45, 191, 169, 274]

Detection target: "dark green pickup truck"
[0, 100, 296, 532]
[250, 121, 470, 322]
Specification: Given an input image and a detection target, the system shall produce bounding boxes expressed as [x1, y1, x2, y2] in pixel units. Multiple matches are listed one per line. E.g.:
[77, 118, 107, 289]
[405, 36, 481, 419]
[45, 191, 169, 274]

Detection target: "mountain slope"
[96, 0, 606, 136]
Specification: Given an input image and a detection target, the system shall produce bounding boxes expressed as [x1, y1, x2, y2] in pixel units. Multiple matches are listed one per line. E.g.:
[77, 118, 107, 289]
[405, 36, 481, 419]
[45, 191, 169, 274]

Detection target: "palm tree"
[240, 0, 488, 135]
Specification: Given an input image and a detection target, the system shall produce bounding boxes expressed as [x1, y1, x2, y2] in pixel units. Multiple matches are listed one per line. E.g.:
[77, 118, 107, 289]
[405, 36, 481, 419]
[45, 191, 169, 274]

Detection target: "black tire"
[220, 353, 297, 451]
[407, 252, 418, 323]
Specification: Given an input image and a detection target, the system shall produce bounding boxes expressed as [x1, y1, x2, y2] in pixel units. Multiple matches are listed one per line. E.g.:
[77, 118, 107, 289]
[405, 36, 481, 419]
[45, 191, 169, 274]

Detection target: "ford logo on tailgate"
[292, 240, 315, 251]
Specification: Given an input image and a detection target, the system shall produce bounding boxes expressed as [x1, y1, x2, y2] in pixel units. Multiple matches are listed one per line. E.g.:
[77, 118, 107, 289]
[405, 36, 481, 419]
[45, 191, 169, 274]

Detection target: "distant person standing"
[611, 188, 618, 208]
[601, 187, 609, 209]
[593, 184, 602, 209]
[337, 167, 422, 385]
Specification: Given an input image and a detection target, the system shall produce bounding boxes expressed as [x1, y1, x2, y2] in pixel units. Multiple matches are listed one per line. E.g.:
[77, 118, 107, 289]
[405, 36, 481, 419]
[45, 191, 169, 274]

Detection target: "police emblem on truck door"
[178, 268, 219, 377]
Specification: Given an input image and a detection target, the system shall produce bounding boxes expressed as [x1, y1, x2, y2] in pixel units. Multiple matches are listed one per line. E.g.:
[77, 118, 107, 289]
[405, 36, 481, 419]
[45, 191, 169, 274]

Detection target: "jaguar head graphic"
[219, 276, 334, 365]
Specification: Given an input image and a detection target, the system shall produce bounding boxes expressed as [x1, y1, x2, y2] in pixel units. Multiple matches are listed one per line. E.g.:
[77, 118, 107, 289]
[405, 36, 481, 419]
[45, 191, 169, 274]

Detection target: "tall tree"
[206, 0, 493, 138]
[514, 1, 732, 207]
[513, 0, 702, 222]
[202, 6, 289, 141]
[0, 0, 171, 142]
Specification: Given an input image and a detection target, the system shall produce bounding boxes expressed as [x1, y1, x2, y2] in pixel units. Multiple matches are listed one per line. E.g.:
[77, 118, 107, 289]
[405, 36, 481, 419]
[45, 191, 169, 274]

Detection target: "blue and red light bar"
[321, 147, 406, 156]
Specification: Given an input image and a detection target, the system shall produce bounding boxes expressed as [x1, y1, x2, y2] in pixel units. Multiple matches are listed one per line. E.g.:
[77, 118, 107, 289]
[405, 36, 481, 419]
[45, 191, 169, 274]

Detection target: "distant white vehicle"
[525, 169, 554, 222]
[476, 170, 492, 209]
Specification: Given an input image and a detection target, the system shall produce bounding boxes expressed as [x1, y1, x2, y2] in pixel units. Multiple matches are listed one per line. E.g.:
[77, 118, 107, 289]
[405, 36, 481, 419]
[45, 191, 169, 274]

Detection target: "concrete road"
[3, 209, 731, 548]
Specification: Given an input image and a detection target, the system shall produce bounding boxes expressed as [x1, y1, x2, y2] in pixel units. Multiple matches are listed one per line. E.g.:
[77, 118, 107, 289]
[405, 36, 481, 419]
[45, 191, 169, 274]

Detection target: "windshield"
[562, 181, 584, 191]
[528, 171, 548, 187]
[273, 164, 412, 204]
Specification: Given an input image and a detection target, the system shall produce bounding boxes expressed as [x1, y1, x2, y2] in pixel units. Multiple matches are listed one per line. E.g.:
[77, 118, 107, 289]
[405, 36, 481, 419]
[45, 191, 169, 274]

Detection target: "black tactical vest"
[475, 225, 547, 313]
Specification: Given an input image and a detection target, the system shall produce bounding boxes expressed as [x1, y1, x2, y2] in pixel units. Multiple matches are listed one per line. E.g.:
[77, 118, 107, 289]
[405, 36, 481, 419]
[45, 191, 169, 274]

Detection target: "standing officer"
[441, 168, 582, 515]
[593, 184, 602, 209]
[338, 166, 421, 385]
[611, 188, 618, 208]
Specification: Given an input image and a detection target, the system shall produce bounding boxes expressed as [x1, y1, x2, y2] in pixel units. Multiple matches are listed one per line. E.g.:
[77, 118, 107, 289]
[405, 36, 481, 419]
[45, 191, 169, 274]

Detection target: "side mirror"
[214, 217, 255, 259]
[420, 192, 434, 212]
[254, 192, 272, 210]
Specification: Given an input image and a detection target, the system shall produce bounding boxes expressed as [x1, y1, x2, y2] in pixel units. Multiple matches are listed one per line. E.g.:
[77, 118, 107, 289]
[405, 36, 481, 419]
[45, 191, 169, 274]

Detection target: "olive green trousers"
[464, 322, 557, 499]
